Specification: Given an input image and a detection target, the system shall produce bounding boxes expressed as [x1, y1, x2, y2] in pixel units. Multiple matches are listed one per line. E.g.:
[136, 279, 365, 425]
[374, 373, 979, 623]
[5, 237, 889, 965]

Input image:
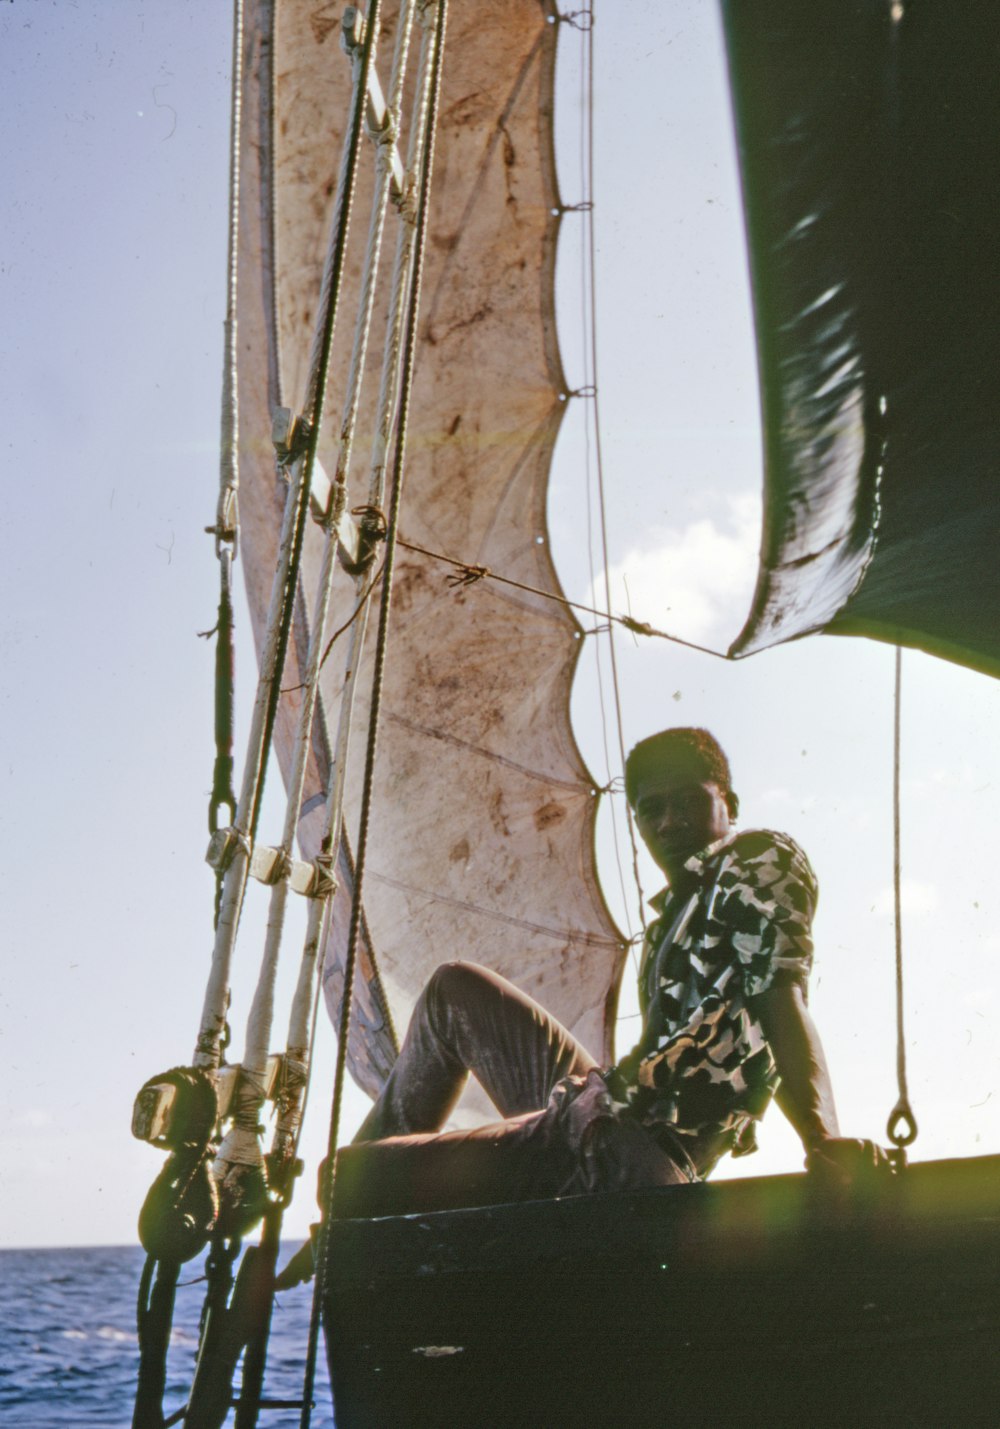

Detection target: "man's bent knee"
[425, 960, 492, 1010]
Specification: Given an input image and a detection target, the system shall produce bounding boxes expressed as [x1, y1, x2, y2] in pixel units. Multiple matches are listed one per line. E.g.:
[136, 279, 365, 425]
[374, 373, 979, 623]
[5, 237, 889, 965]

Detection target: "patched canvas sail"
[234, 0, 623, 1100]
[723, 0, 1000, 679]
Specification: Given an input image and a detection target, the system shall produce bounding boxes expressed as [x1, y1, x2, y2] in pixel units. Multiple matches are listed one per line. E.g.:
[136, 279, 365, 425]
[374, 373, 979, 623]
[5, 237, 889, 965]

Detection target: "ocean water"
[0, 1243, 334, 1428]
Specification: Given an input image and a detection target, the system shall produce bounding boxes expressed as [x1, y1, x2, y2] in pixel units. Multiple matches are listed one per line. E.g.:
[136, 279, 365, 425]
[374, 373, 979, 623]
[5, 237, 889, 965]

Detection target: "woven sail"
[234, 0, 623, 1100]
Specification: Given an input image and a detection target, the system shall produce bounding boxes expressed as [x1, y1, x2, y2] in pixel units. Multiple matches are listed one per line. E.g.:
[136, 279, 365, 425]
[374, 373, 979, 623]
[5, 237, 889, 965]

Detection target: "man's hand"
[600, 1062, 634, 1104]
[805, 1136, 895, 1189]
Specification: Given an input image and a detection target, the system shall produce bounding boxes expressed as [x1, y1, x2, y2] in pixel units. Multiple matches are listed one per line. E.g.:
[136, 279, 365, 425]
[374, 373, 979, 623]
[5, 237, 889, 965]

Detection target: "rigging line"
[300, 7, 448, 1424]
[581, 1, 648, 930]
[159, 571, 251, 1409]
[194, 0, 385, 1073]
[274, 0, 431, 1200]
[292, 0, 462, 1125]
[213, 23, 425, 1401]
[204, 0, 244, 933]
[573, 6, 636, 954]
[263, 0, 422, 1192]
[194, 421, 314, 1068]
[233, 0, 417, 1117]
[280, 563, 385, 693]
[887, 645, 918, 1152]
[396, 537, 726, 658]
[278, 0, 434, 1175]
[268, 0, 424, 1196]
[218, 0, 243, 517]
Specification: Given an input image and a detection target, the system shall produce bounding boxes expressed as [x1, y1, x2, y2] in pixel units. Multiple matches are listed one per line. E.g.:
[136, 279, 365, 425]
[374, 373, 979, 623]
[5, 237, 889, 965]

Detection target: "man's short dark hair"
[624, 727, 733, 806]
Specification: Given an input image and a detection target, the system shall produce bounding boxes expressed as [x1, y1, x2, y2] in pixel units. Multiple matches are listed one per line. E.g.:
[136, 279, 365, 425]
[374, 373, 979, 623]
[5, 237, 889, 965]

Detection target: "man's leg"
[355, 961, 598, 1142]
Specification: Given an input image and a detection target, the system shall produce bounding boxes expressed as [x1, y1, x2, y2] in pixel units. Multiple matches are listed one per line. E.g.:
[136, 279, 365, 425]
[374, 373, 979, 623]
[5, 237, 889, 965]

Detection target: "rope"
[193, 0, 385, 1073]
[568, 2, 641, 952]
[300, 6, 448, 1422]
[578, 2, 649, 940]
[273, 0, 439, 1164]
[230, 0, 419, 1178]
[185, 1232, 243, 1427]
[887, 645, 918, 1153]
[280, 0, 450, 1143]
[194, 428, 314, 1068]
[261, 0, 432, 1185]
[204, 0, 245, 927]
[230, 0, 408, 1096]
[135, 10, 245, 1421]
[133, 1255, 181, 1429]
[396, 537, 725, 658]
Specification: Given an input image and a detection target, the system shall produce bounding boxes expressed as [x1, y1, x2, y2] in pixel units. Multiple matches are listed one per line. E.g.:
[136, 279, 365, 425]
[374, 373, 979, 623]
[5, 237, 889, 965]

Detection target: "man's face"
[632, 774, 732, 876]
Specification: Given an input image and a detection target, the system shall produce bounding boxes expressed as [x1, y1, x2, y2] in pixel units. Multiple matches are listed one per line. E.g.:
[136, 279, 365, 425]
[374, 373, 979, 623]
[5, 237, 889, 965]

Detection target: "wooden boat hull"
[323, 1154, 1000, 1425]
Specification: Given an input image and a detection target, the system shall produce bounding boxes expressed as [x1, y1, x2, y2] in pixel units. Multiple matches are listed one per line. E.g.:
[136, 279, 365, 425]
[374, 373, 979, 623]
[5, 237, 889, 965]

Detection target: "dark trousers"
[333, 962, 689, 1219]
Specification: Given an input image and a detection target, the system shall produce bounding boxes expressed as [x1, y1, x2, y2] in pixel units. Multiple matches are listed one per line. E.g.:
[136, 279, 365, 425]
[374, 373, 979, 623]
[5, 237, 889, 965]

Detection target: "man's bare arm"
[752, 981, 840, 1151]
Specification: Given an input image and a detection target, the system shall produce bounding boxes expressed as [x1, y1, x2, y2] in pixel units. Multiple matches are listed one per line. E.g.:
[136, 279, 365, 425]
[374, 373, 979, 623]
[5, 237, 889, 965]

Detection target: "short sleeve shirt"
[623, 828, 817, 1154]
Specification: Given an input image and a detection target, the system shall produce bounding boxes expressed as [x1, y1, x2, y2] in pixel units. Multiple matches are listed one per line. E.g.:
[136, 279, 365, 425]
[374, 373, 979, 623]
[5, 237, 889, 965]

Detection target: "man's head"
[625, 728, 738, 876]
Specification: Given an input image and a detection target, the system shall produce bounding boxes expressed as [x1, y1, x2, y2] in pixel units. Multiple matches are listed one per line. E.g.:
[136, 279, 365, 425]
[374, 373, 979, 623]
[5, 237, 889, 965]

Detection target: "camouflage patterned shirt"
[622, 828, 817, 1160]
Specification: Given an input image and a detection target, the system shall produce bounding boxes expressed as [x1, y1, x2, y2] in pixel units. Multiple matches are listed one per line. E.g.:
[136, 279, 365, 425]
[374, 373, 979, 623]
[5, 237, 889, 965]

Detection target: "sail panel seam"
[384, 711, 593, 791]
[367, 870, 622, 948]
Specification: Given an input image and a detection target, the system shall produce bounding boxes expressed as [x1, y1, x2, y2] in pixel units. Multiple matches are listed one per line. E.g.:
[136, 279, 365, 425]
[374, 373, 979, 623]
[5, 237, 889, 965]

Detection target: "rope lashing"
[559, 8, 595, 30]
[339, 503, 388, 576]
[395, 536, 727, 658]
[887, 645, 918, 1160]
[300, 6, 448, 1424]
[446, 562, 490, 588]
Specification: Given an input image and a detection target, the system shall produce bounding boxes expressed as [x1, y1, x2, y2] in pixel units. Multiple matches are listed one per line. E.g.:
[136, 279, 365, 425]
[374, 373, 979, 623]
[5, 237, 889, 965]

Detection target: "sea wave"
[0, 1244, 333, 1427]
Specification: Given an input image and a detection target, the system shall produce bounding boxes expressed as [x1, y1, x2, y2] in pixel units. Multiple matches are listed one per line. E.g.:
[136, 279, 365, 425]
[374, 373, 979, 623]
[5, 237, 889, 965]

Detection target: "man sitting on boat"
[281, 727, 884, 1264]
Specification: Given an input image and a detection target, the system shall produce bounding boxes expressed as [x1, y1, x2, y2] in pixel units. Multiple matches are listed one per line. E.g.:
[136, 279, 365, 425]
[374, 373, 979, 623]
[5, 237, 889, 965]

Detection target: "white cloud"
[592, 493, 760, 647]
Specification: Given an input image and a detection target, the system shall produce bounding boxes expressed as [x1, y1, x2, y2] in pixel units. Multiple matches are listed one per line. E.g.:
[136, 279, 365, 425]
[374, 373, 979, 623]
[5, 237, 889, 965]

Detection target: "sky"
[3, 0, 998, 1252]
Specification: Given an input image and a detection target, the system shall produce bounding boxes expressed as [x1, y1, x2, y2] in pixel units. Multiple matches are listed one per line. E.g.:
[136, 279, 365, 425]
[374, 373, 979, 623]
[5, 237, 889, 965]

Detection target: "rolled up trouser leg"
[355, 961, 597, 1142]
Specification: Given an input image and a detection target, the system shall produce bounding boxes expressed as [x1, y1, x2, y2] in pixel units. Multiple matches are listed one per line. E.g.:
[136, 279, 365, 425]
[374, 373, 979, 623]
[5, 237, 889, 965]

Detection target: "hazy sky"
[3, 0, 998, 1251]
